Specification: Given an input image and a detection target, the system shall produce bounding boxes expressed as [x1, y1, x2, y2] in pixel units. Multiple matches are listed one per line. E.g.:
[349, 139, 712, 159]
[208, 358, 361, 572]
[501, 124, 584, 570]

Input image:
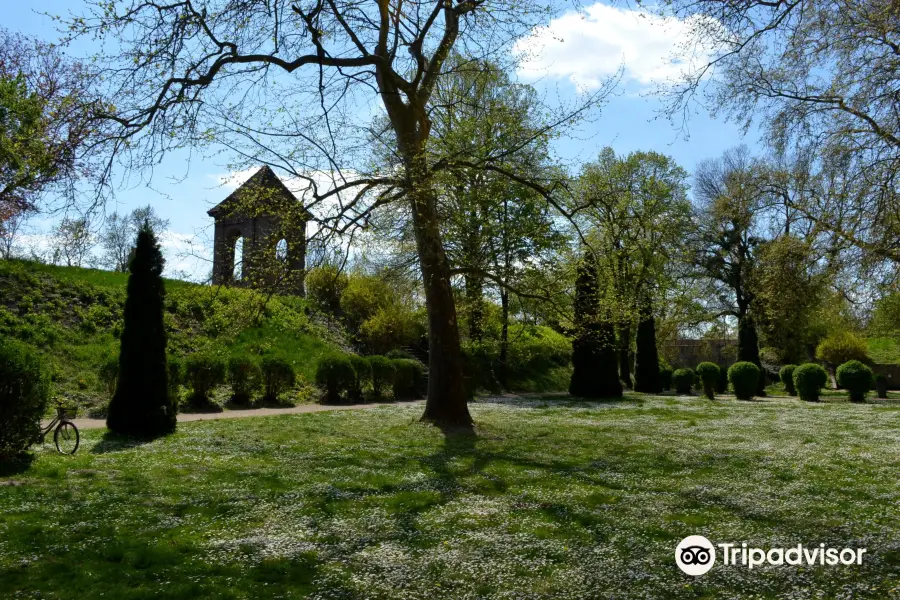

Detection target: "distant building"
[208, 166, 308, 295]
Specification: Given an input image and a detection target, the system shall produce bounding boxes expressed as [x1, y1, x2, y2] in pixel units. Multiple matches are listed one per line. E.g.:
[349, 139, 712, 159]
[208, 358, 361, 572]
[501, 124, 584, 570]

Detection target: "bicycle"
[40, 401, 80, 455]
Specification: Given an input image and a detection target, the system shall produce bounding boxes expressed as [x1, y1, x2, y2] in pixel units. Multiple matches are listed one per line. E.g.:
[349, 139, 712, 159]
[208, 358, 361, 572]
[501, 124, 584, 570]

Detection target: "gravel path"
[53, 400, 425, 431]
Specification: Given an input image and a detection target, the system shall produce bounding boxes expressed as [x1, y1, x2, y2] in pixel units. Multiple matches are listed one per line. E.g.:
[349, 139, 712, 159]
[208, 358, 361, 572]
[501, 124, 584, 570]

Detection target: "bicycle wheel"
[54, 422, 80, 455]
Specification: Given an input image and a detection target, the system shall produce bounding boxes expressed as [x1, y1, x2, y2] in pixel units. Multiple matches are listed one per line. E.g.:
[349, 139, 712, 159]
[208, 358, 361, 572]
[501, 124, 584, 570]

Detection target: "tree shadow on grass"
[90, 431, 156, 454]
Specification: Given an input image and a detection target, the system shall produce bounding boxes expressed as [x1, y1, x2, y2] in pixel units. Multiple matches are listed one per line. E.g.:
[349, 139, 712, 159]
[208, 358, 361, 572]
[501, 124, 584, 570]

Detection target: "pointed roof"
[207, 165, 300, 218]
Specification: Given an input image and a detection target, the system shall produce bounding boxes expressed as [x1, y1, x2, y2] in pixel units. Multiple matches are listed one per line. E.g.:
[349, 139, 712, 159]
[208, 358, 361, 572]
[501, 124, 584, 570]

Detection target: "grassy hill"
[0, 259, 348, 415]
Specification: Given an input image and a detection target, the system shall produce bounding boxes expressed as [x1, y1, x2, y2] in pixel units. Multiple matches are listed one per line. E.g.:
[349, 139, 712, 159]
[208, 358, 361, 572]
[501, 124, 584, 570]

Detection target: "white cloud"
[514, 3, 716, 89]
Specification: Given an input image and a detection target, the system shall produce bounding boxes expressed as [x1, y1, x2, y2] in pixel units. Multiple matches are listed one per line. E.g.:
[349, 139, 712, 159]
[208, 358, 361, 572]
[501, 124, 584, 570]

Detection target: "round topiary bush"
[696, 362, 720, 400]
[793, 363, 828, 402]
[347, 354, 372, 402]
[227, 356, 261, 405]
[0, 338, 51, 459]
[261, 357, 295, 404]
[672, 368, 694, 395]
[779, 364, 798, 396]
[184, 354, 226, 408]
[659, 366, 673, 391]
[392, 358, 425, 399]
[728, 361, 760, 400]
[315, 355, 355, 404]
[367, 355, 396, 399]
[836, 360, 874, 403]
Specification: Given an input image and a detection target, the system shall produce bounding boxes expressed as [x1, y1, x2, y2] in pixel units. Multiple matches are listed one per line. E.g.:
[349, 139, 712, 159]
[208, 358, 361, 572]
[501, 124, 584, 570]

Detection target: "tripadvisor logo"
[675, 536, 867, 576]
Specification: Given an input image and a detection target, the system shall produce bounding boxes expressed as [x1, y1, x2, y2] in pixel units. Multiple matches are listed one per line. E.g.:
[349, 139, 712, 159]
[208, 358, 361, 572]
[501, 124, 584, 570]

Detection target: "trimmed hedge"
[836, 360, 874, 403]
[261, 357, 295, 403]
[728, 362, 760, 400]
[184, 354, 226, 407]
[316, 355, 355, 404]
[0, 338, 51, 459]
[347, 354, 372, 402]
[672, 368, 694, 395]
[392, 358, 424, 399]
[779, 364, 798, 396]
[696, 362, 720, 400]
[793, 363, 828, 402]
[368, 355, 396, 399]
[228, 356, 260, 405]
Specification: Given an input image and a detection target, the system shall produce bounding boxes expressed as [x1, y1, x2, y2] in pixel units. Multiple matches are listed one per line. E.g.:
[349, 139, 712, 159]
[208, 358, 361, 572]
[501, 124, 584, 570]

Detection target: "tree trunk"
[499, 289, 509, 387]
[406, 153, 472, 425]
[618, 324, 632, 388]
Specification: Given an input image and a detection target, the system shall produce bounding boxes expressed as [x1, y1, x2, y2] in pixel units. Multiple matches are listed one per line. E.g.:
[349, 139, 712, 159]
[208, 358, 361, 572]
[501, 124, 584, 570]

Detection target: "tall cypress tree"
[633, 294, 662, 393]
[569, 253, 622, 398]
[107, 223, 176, 436]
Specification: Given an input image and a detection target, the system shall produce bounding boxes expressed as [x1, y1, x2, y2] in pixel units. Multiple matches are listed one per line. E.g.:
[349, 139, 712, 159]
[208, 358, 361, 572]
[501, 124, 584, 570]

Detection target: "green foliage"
[816, 332, 870, 366]
[260, 357, 295, 404]
[184, 353, 226, 407]
[106, 226, 176, 437]
[227, 356, 260, 405]
[98, 353, 119, 401]
[347, 354, 372, 402]
[695, 362, 720, 399]
[780, 364, 798, 396]
[367, 355, 395, 399]
[340, 273, 392, 331]
[315, 355, 355, 404]
[672, 368, 694, 395]
[305, 265, 349, 315]
[836, 360, 874, 403]
[167, 355, 183, 407]
[391, 359, 424, 400]
[358, 304, 424, 355]
[866, 338, 900, 364]
[793, 363, 828, 402]
[0, 337, 50, 458]
[728, 362, 760, 400]
[461, 341, 501, 398]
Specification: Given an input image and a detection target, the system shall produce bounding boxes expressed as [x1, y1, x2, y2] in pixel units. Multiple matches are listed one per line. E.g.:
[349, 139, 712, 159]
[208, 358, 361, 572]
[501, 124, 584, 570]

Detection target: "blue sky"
[5, 0, 760, 279]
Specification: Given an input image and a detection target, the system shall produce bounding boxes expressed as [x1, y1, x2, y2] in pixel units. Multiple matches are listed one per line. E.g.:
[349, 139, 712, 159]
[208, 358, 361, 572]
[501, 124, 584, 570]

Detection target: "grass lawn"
[1, 395, 898, 599]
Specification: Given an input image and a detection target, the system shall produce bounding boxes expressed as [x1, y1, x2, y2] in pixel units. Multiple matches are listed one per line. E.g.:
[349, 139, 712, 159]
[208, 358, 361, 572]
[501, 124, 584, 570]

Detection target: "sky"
[4, 0, 761, 280]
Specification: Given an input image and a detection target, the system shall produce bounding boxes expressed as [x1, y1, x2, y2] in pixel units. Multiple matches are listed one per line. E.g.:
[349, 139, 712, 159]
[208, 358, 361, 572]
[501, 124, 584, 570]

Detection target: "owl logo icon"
[675, 535, 716, 576]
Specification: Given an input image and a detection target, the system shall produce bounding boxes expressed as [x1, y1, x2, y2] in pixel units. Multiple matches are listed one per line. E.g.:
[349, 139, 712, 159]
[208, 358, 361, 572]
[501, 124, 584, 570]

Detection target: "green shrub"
[461, 341, 501, 398]
[228, 356, 260, 405]
[696, 362, 720, 400]
[367, 355, 396, 399]
[167, 355, 183, 408]
[836, 360, 874, 403]
[0, 338, 51, 459]
[315, 355, 355, 403]
[875, 374, 888, 399]
[793, 363, 828, 402]
[779, 364, 798, 395]
[392, 358, 424, 399]
[347, 354, 372, 402]
[184, 354, 226, 407]
[305, 265, 349, 315]
[98, 354, 119, 401]
[672, 368, 694, 394]
[728, 362, 760, 400]
[260, 357, 295, 403]
[815, 332, 869, 367]
[659, 366, 673, 391]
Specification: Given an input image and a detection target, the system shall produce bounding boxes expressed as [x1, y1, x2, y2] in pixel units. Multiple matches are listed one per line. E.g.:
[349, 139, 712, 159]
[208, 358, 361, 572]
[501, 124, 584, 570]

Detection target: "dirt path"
[54, 400, 425, 431]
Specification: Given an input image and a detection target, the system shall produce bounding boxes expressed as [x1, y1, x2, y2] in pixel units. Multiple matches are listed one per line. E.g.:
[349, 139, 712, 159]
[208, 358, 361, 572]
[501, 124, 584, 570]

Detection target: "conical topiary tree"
[106, 223, 176, 437]
[738, 315, 765, 395]
[633, 294, 662, 393]
[569, 252, 622, 399]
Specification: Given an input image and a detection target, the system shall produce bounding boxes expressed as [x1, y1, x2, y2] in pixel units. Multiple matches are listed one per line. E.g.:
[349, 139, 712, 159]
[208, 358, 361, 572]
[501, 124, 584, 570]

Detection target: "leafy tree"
[51, 216, 93, 267]
[67, 0, 613, 426]
[101, 205, 170, 271]
[576, 148, 692, 388]
[107, 224, 176, 437]
[0, 29, 95, 215]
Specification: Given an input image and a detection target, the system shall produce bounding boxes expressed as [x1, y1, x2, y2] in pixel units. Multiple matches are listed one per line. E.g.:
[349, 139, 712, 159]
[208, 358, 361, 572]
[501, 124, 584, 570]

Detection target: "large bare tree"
[64, 0, 611, 424]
